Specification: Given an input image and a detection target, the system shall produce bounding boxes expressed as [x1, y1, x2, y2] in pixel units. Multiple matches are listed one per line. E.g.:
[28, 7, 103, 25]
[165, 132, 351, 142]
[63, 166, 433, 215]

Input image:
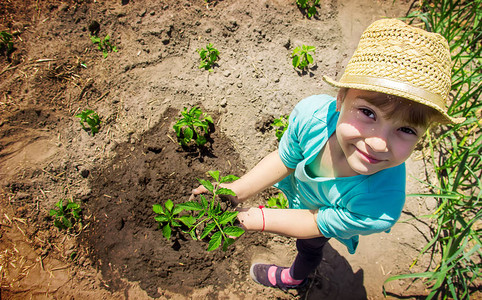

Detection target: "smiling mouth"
[356, 148, 383, 164]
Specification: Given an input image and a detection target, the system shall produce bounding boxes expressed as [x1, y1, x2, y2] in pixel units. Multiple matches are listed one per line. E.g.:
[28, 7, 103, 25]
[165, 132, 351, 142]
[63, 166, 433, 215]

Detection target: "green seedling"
[90, 34, 118, 58]
[292, 45, 315, 70]
[272, 115, 289, 141]
[75, 109, 101, 136]
[173, 106, 213, 147]
[197, 43, 219, 71]
[49, 199, 82, 231]
[180, 171, 244, 251]
[266, 193, 289, 209]
[153, 199, 195, 240]
[296, 0, 320, 18]
[0, 31, 14, 57]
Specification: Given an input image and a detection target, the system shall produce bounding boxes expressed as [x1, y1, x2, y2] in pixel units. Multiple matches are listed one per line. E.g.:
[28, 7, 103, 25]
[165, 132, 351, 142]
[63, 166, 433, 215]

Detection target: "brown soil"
[0, 0, 440, 299]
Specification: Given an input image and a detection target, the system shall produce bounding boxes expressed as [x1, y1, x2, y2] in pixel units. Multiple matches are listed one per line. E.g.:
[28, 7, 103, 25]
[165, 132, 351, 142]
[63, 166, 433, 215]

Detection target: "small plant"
[197, 43, 219, 71]
[49, 199, 82, 231]
[296, 0, 320, 18]
[153, 171, 244, 251]
[266, 193, 289, 209]
[181, 171, 244, 251]
[75, 109, 101, 136]
[0, 31, 14, 57]
[153, 199, 195, 240]
[272, 115, 289, 141]
[90, 34, 118, 58]
[292, 45, 315, 70]
[173, 106, 213, 147]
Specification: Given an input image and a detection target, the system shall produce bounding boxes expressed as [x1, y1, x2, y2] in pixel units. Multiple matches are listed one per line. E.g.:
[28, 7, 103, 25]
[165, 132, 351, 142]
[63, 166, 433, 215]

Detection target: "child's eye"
[399, 127, 417, 135]
[360, 108, 376, 120]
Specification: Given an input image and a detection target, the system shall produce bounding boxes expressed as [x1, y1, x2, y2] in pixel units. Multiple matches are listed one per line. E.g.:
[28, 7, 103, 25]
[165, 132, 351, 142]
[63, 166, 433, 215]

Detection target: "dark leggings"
[289, 236, 330, 280]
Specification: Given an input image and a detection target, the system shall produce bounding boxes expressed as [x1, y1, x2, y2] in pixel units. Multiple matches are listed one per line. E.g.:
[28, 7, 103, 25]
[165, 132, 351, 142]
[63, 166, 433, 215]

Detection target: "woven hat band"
[338, 75, 445, 108]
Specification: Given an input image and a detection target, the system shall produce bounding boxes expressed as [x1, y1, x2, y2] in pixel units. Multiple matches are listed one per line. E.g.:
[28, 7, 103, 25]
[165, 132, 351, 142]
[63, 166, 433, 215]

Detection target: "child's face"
[335, 89, 426, 175]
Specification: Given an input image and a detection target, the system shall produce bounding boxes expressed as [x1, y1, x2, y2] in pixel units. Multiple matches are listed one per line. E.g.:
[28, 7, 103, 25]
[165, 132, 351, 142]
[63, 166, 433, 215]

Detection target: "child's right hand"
[189, 182, 240, 206]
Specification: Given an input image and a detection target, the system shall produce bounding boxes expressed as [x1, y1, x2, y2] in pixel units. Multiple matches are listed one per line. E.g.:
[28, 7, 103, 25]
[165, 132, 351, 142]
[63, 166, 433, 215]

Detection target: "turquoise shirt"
[275, 95, 406, 254]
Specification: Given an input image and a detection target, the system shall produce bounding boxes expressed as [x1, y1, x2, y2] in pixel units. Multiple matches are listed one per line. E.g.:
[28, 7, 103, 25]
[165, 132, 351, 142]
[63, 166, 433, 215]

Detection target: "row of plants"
[385, 0, 481, 299]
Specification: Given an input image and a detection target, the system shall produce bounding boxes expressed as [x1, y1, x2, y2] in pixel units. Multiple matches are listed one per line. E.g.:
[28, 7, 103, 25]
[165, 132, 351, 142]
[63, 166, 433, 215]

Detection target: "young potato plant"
[49, 199, 82, 231]
[292, 45, 316, 70]
[153, 171, 244, 251]
[173, 106, 213, 147]
[296, 0, 321, 18]
[90, 34, 118, 58]
[272, 115, 289, 141]
[197, 43, 219, 71]
[0, 31, 14, 57]
[75, 109, 101, 136]
[266, 193, 289, 209]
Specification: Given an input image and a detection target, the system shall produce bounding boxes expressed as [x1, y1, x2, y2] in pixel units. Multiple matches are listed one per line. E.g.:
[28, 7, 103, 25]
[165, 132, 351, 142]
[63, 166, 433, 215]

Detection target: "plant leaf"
[198, 179, 214, 193]
[222, 237, 235, 251]
[152, 204, 164, 214]
[218, 211, 238, 225]
[216, 188, 236, 196]
[200, 222, 216, 239]
[155, 215, 168, 223]
[220, 174, 239, 183]
[164, 199, 174, 212]
[224, 226, 244, 237]
[207, 231, 222, 251]
[162, 224, 172, 240]
[178, 201, 204, 211]
[208, 170, 220, 182]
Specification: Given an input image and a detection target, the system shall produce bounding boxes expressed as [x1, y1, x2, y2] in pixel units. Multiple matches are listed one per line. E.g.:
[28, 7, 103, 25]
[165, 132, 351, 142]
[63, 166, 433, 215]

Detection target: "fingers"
[189, 185, 208, 201]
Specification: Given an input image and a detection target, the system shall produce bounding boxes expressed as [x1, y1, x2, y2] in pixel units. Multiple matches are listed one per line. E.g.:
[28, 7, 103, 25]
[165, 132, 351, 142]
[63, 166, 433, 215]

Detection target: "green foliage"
[153, 199, 193, 240]
[385, 2, 482, 299]
[272, 115, 289, 141]
[197, 43, 219, 71]
[49, 199, 82, 231]
[296, 0, 320, 18]
[90, 34, 118, 58]
[266, 193, 289, 209]
[75, 109, 101, 136]
[153, 171, 243, 251]
[181, 171, 243, 251]
[0, 31, 14, 57]
[292, 45, 315, 70]
[173, 106, 213, 147]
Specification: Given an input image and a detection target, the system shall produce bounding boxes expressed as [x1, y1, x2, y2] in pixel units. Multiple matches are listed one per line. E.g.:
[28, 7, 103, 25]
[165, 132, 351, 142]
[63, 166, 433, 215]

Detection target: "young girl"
[192, 18, 463, 290]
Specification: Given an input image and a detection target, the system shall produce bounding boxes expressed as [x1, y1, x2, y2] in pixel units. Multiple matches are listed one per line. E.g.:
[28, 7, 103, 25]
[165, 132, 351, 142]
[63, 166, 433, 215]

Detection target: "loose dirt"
[0, 0, 439, 299]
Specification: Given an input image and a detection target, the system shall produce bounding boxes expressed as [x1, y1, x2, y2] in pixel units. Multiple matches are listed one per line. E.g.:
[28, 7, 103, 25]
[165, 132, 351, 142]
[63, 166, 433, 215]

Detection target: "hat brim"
[323, 75, 465, 125]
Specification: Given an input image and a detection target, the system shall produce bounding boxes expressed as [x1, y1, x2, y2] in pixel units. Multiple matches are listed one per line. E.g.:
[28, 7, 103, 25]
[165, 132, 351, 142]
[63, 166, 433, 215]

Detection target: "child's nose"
[365, 136, 388, 152]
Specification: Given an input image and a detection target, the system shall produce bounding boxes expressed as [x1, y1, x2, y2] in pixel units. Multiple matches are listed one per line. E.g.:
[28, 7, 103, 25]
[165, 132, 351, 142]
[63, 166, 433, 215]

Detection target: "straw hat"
[323, 18, 464, 124]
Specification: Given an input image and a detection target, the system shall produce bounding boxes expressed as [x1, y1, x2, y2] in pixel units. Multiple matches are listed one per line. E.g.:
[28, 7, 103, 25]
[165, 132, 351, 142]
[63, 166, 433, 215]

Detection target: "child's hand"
[236, 207, 264, 231]
[189, 183, 240, 206]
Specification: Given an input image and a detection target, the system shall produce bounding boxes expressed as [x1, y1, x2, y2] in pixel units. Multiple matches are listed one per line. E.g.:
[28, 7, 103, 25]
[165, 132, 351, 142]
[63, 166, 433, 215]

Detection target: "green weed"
[292, 45, 315, 70]
[272, 115, 289, 141]
[173, 106, 213, 147]
[49, 199, 82, 231]
[384, 1, 482, 299]
[90, 34, 118, 58]
[0, 31, 14, 57]
[296, 0, 320, 18]
[75, 109, 101, 136]
[197, 43, 219, 71]
[266, 193, 289, 209]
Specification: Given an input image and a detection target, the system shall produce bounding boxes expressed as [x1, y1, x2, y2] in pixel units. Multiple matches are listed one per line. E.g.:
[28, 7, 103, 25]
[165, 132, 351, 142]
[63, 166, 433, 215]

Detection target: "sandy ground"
[0, 0, 442, 299]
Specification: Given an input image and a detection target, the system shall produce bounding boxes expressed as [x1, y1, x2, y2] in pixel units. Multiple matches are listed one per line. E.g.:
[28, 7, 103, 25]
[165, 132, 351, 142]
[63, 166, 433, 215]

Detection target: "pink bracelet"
[259, 205, 265, 232]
